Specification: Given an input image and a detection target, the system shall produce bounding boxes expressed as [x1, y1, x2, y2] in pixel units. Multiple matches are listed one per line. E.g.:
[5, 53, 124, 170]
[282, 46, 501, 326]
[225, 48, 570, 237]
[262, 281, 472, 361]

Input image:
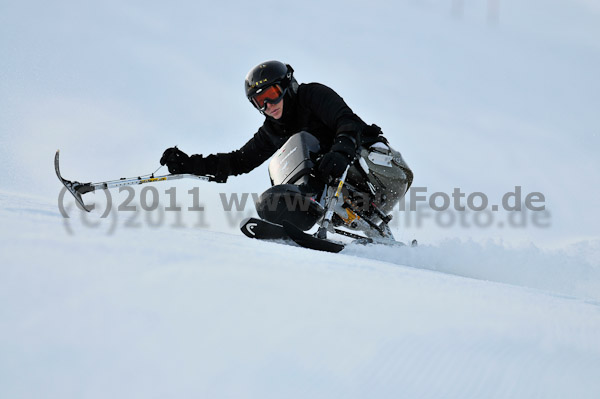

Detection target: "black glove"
[160, 147, 190, 174]
[317, 136, 356, 183]
[160, 147, 207, 175]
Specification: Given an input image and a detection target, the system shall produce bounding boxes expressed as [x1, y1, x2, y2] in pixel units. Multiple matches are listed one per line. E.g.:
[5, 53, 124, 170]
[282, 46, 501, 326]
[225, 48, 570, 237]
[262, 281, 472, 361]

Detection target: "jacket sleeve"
[299, 83, 365, 144]
[201, 126, 279, 182]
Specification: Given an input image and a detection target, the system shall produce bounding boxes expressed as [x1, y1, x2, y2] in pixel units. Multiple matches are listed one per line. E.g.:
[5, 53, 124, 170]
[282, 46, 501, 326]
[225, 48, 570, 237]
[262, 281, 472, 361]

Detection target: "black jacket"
[201, 83, 372, 182]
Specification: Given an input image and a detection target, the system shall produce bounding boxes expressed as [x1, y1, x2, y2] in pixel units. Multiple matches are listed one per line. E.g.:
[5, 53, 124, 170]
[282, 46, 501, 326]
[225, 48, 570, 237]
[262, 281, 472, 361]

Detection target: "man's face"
[264, 98, 284, 119]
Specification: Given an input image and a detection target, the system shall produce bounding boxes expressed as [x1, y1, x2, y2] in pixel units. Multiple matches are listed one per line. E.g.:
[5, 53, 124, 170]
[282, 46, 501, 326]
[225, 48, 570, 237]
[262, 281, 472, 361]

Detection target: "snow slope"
[1, 190, 600, 399]
[2, 1, 599, 397]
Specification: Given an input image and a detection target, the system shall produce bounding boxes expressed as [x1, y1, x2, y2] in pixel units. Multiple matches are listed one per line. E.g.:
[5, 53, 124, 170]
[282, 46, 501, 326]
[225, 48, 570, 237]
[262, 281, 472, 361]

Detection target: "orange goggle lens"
[251, 84, 284, 110]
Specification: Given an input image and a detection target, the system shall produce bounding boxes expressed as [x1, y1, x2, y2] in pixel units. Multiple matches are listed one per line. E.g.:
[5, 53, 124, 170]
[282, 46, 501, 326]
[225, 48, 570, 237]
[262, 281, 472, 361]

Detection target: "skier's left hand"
[318, 151, 351, 183]
[317, 136, 356, 183]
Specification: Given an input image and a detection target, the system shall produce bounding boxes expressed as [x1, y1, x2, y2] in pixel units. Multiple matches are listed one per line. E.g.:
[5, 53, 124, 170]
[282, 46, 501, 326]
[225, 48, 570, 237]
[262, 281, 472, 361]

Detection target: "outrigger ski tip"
[55, 149, 211, 213]
[55, 149, 95, 212]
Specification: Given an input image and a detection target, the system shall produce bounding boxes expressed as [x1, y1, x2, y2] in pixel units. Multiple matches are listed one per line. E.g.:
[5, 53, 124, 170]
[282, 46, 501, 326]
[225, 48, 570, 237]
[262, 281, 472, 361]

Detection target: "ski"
[351, 236, 418, 247]
[282, 220, 345, 253]
[240, 217, 416, 251]
[240, 217, 288, 240]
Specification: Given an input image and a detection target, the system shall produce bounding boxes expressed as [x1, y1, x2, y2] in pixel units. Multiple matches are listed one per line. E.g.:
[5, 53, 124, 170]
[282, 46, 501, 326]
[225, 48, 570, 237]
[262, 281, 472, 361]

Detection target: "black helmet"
[245, 61, 297, 110]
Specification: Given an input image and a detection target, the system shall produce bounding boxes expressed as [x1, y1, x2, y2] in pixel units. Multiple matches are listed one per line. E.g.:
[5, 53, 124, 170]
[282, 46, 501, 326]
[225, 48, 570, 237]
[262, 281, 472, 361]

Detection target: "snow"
[2, 0, 600, 397]
[1, 190, 600, 398]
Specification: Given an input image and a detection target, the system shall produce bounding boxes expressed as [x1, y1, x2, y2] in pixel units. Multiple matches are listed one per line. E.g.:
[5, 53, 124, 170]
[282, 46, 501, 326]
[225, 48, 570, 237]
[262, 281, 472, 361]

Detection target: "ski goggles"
[250, 84, 286, 111]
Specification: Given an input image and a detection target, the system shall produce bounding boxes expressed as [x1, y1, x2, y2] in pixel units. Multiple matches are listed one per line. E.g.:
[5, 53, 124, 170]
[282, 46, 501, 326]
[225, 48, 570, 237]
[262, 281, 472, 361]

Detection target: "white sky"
[1, 0, 598, 246]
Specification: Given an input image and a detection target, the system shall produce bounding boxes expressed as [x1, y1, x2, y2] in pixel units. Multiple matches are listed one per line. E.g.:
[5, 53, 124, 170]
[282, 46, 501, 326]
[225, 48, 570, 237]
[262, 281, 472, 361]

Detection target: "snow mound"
[344, 238, 600, 302]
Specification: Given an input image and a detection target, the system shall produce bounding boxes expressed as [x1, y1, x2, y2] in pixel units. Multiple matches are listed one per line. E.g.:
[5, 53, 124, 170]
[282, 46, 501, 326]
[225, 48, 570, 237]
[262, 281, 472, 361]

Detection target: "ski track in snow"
[1, 190, 600, 399]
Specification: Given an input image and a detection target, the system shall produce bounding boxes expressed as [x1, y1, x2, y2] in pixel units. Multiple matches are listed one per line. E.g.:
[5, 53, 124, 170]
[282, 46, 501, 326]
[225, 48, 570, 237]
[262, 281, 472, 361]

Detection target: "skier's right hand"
[160, 147, 210, 176]
[160, 147, 228, 181]
[160, 147, 191, 174]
